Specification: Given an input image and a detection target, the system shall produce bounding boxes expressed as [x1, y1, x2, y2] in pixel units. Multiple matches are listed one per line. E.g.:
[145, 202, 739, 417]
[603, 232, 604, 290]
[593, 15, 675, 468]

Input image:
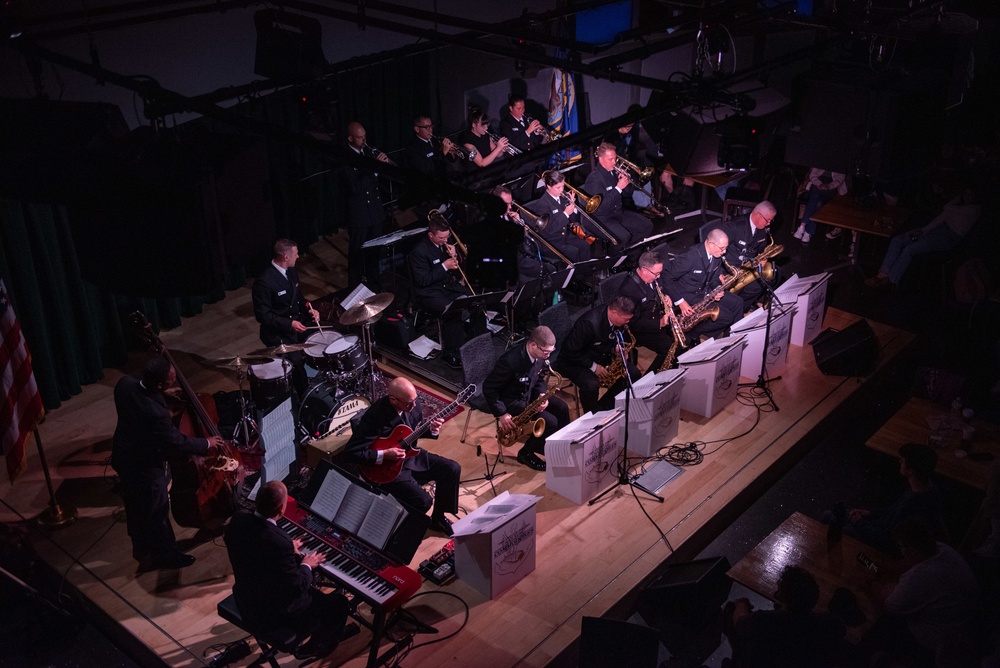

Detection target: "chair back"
[596, 272, 629, 307]
[459, 333, 497, 409]
[538, 301, 571, 367]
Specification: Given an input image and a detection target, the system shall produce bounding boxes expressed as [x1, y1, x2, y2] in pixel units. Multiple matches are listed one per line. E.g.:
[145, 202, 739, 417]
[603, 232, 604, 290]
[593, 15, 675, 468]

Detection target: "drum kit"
[209, 292, 397, 458]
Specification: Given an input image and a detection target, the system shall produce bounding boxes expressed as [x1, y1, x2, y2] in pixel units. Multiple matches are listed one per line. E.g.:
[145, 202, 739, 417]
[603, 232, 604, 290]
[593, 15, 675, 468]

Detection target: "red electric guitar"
[361, 384, 476, 485]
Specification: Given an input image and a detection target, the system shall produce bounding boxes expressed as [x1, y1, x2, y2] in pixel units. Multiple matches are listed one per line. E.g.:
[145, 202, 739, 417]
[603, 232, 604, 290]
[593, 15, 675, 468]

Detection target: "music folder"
[773, 272, 831, 346]
[544, 409, 623, 504]
[613, 368, 687, 457]
[676, 335, 747, 418]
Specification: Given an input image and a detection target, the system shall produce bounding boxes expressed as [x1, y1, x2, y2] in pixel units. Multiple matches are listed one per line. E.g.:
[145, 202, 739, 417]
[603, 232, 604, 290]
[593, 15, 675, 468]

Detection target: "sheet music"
[332, 486, 373, 535]
[310, 468, 353, 523]
[408, 335, 441, 359]
[310, 467, 403, 548]
[341, 283, 377, 311]
[357, 494, 403, 548]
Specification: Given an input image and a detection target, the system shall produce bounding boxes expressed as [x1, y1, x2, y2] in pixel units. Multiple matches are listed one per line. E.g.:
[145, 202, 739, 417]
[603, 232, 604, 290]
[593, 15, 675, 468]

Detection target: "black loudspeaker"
[811, 319, 878, 377]
[637, 556, 732, 629]
[579, 617, 660, 668]
[253, 9, 326, 82]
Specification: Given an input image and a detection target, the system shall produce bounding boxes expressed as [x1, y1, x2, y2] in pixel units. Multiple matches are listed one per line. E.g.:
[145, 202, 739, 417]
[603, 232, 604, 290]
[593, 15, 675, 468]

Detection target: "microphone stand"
[737, 264, 783, 412]
[589, 328, 664, 505]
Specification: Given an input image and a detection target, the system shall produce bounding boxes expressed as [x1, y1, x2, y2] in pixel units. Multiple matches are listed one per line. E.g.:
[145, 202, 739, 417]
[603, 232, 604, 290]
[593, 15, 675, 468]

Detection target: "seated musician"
[483, 326, 570, 472]
[338, 378, 460, 537]
[251, 238, 320, 397]
[526, 170, 594, 265]
[582, 142, 654, 248]
[460, 106, 509, 171]
[619, 251, 678, 372]
[605, 105, 667, 218]
[401, 115, 454, 178]
[225, 481, 352, 661]
[493, 185, 555, 286]
[662, 228, 743, 343]
[408, 214, 485, 370]
[111, 357, 224, 570]
[553, 296, 641, 415]
[715, 200, 780, 311]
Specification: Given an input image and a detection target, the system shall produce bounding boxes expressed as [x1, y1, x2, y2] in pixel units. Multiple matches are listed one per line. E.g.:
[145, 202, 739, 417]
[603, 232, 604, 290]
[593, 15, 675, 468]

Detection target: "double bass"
[130, 312, 244, 529]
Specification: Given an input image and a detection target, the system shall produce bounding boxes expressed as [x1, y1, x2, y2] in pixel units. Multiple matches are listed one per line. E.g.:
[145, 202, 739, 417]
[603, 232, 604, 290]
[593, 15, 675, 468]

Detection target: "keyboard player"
[225, 481, 351, 661]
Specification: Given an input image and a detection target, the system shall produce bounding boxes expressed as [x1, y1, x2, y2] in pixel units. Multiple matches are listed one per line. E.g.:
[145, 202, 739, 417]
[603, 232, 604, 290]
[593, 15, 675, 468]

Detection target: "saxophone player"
[553, 296, 640, 415]
[716, 200, 780, 311]
[618, 251, 678, 371]
[662, 229, 743, 342]
[483, 327, 569, 472]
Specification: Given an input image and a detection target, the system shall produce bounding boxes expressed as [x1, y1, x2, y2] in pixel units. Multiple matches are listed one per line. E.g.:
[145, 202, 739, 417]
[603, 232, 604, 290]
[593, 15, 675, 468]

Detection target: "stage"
[0, 281, 914, 667]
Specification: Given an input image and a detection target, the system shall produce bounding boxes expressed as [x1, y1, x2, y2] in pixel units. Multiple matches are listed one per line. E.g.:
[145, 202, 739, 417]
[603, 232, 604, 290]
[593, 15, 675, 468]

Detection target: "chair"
[721, 185, 762, 222]
[538, 301, 581, 416]
[596, 272, 629, 306]
[217, 593, 307, 668]
[458, 332, 499, 444]
[405, 262, 443, 345]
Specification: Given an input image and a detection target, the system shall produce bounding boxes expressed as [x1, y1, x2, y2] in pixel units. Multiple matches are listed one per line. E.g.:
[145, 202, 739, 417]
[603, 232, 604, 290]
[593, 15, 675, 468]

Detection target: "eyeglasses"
[642, 267, 662, 277]
[415, 124, 433, 129]
[535, 346, 555, 355]
[710, 241, 728, 251]
[391, 395, 418, 408]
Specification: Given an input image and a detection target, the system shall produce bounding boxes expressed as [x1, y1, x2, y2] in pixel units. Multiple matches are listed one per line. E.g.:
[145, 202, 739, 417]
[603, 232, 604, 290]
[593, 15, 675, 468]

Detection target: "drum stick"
[306, 302, 324, 332]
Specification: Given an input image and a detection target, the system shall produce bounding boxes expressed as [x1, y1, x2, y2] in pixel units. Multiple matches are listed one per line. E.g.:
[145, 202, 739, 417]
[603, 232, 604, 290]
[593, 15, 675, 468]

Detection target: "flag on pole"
[547, 62, 580, 167]
[1, 279, 44, 483]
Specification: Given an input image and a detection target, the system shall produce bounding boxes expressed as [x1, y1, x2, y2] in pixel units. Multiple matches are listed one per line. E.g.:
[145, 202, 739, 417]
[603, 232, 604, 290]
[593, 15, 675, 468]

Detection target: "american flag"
[1, 279, 44, 482]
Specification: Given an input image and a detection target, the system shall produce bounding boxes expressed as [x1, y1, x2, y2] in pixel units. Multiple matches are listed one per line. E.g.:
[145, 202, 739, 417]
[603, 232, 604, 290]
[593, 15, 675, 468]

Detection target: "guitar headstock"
[457, 384, 476, 404]
[127, 311, 163, 353]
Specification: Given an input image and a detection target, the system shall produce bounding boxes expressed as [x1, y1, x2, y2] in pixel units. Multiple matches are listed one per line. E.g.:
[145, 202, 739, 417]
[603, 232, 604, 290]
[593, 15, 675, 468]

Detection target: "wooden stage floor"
[0, 261, 915, 668]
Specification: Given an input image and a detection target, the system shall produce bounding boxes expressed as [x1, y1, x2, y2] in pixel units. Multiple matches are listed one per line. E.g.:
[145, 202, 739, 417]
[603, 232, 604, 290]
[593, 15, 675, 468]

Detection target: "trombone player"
[583, 143, 654, 248]
[525, 170, 592, 264]
[483, 326, 570, 472]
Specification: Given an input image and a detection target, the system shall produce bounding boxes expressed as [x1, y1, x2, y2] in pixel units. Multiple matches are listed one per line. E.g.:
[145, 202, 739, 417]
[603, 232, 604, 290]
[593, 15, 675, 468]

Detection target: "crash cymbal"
[339, 292, 394, 326]
[251, 343, 311, 356]
[207, 354, 273, 367]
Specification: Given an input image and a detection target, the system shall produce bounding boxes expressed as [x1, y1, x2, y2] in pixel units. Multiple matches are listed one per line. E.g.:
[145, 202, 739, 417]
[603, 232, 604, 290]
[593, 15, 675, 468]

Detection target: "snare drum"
[248, 360, 292, 414]
[304, 331, 343, 372]
[323, 335, 368, 379]
[298, 379, 371, 439]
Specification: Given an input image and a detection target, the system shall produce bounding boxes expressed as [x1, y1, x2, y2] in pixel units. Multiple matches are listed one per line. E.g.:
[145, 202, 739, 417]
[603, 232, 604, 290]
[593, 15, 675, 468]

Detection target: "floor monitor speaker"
[811, 319, 878, 376]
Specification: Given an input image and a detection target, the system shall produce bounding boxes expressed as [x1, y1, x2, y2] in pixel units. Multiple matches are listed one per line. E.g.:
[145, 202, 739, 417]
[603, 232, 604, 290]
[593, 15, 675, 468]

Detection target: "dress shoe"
[150, 552, 196, 570]
[428, 515, 453, 536]
[516, 450, 546, 472]
[864, 275, 890, 289]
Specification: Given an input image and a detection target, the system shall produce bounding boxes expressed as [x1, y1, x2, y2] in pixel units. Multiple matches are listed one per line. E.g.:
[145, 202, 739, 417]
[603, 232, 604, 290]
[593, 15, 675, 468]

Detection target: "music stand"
[361, 227, 428, 294]
[737, 271, 784, 412]
[440, 290, 510, 319]
[502, 282, 540, 348]
[622, 228, 684, 255]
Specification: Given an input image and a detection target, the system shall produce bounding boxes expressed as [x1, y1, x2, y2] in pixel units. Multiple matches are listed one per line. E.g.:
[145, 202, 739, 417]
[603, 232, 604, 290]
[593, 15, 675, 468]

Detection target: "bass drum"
[298, 379, 371, 440]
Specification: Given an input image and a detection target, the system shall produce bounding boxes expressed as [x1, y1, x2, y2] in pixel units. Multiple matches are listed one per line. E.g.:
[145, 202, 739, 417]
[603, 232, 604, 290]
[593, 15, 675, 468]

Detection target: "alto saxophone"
[729, 235, 784, 295]
[599, 327, 636, 389]
[653, 280, 687, 350]
[497, 362, 557, 448]
[678, 259, 742, 332]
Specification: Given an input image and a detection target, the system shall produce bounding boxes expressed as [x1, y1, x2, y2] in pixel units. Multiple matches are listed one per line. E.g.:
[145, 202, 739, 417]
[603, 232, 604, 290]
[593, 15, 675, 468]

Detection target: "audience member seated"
[866, 183, 981, 289]
[724, 565, 847, 668]
[792, 167, 848, 244]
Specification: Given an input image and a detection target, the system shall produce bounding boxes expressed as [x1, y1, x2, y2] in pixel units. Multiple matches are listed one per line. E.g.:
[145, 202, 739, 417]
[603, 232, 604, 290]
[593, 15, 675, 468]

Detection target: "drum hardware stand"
[232, 362, 259, 448]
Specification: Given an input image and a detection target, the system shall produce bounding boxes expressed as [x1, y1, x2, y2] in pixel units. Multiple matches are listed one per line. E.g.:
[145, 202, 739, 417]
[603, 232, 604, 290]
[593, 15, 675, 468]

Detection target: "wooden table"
[809, 195, 912, 270]
[727, 512, 892, 644]
[664, 163, 745, 224]
[866, 396, 1000, 491]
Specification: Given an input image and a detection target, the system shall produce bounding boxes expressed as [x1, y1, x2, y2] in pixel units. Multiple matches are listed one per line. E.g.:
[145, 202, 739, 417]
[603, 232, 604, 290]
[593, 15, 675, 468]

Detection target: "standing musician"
[662, 228, 743, 342]
[499, 94, 544, 201]
[553, 296, 641, 415]
[402, 115, 455, 178]
[483, 326, 570, 472]
[338, 378, 460, 536]
[225, 481, 352, 661]
[618, 251, 678, 372]
[526, 170, 595, 265]
[460, 106, 510, 171]
[251, 238, 320, 397]
[408, 214, 485, 370]
[342, 121, 389, 288]
[716, 200, 779, 311]
[112, 357, 224, 570]
[583, 143, 654, 248]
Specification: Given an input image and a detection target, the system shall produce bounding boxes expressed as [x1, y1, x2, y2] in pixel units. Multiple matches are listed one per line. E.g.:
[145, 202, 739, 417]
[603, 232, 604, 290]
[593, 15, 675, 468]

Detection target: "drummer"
[252, 238, 321, 399]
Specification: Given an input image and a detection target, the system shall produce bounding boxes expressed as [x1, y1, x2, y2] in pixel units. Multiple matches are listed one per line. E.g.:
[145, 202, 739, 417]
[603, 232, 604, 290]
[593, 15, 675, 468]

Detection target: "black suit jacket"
[402, 137, 443, 178]
[662, 244, 725, 307]
[583, 165, 627, 224]
[252, 264, 308, 346]
[499, 112, 542, 155]
[408, 235, 467, 302]
[619, 272, 664, 335]
[110, 375, 208, 482]
[339, 147, 386, 230]
[483, 345, 546, 417]
[557, 305, 622, 370]
[340, 397, 437, 468]
[719, 215, 768, 266]
[527, 192, 578, 241]
[225, 511, 314, 628]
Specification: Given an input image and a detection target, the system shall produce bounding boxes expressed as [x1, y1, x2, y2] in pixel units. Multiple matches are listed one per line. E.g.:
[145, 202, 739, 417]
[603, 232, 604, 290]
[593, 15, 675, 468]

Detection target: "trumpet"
[433, 134, 475, 161]
[486, 130, 522, 156]
[509, 201, 574, 267]
[525, 115, 563, 141]
[563, 187, 619, 246]
[363, 142, 396, 166]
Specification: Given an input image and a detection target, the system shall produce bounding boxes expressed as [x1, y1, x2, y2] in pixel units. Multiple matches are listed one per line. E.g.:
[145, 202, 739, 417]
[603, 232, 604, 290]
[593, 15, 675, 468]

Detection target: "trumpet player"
[343, 122, 389, 287]
[460, 106, 510, 171]
[403, 115, 456, 178]
[583, 143, 654, 248]
[525, 170, 592, 264]
[500, 94, 545, 201]
[716, 200, 780, 311]
[408, 214, 485, 369]
[618, 251, 679, 371]
[483, 326, 570, 472]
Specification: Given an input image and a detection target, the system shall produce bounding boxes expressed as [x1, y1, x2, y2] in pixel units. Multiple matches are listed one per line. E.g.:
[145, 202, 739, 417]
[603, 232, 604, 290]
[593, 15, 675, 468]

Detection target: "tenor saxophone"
[729, 236, 784, 295]
[497, 363, 556, 448]
[599, 328, 636, 389]
[678, 259, 742, 332]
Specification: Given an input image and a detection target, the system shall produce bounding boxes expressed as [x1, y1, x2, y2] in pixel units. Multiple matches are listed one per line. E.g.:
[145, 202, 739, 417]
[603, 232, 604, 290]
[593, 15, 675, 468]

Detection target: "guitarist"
[339, 378, 460, 536]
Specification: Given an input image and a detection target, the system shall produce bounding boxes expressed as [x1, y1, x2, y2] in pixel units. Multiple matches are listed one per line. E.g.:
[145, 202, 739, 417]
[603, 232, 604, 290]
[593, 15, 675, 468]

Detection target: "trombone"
[509, 201, 574, 267]
[363, 142, 397, 166]
[615, 155, 655, 184]
[563, 183, 601, 214]
[429, 210, 476, 295]
[562, 186, 619, 246]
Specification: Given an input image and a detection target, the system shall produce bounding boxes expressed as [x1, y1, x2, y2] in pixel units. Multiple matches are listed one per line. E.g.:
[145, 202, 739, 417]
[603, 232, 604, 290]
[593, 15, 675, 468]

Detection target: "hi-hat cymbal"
[340, 292, 394, 326]
[251, 343, 310, 356]
[208, 354, 273, 368]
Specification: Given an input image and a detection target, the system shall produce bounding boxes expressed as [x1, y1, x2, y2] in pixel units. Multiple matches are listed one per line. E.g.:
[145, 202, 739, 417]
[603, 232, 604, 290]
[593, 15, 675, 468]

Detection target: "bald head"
[387, 378, 418, 412]
[705, 228, 729, 258]
[256, 480, 288, 519]
[347, 121, 366, 150]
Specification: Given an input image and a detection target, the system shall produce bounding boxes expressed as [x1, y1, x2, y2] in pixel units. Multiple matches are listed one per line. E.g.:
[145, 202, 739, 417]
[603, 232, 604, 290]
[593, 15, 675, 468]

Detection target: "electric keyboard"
[281, 497, 422, 610]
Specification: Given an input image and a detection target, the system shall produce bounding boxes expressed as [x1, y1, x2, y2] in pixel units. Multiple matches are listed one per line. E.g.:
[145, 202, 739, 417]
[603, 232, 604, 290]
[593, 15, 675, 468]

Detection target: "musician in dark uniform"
[401, 115, 454, 178]
[619, 251, 678, 372]
[499, 94, 544, 201]
[339, 378, 459, 536]
[662, 228, 743, 343]
[483, 326, 570, 472]
[111, 357, 223, 570]
[408, 214, 484, 369]
[526, 170, 594, 265]
[251, 239, 320, 396]
[225, 481, 351, 660]
[582, 142, 654, 248]
[605, 106, 666, 218]
[342, 121, 389, 288]
[553, 296, 640, 415]
[715, 200, 779, 311]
